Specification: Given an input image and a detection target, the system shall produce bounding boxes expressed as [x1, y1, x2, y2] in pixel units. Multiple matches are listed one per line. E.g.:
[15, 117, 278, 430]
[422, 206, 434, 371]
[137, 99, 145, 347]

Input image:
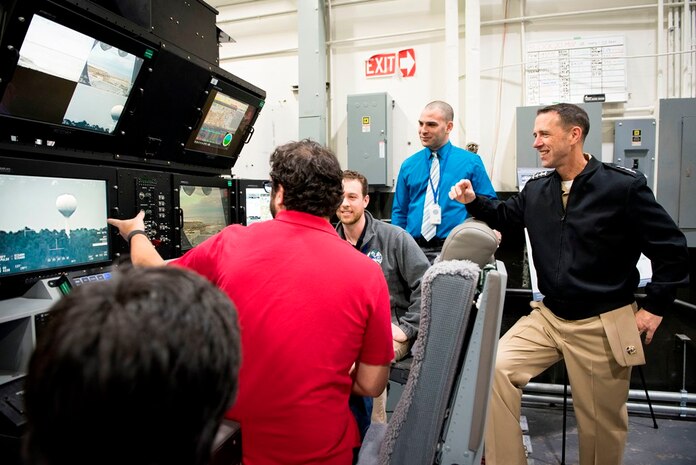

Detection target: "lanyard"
[427, 152, 445, 203]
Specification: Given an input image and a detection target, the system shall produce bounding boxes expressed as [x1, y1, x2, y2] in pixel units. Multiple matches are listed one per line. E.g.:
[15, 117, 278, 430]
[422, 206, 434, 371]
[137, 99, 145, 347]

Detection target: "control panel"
[116, 169, 175, 259]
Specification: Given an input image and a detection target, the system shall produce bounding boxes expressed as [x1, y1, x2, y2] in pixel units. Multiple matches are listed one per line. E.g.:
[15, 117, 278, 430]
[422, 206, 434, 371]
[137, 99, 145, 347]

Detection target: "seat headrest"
[439, 218, 497, 268]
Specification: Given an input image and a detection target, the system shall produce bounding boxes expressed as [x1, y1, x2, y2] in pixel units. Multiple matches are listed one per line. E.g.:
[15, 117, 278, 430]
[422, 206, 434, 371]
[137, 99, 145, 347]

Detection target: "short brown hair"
[538, 103, 590, 142]
[342, 170, 368, 197]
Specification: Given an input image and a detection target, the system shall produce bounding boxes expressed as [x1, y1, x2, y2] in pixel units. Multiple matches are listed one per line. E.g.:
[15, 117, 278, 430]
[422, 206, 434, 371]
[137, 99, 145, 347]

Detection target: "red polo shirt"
[172, 210, 393, 465]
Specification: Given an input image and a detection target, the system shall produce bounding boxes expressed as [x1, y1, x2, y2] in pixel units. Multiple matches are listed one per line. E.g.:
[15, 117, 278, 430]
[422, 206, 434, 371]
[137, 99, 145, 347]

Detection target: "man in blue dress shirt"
[392, 101, 496, 260]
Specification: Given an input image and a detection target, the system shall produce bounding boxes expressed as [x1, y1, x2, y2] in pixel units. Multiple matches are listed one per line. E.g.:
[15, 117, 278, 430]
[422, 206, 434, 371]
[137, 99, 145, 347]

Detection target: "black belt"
[415, 237, 445, 248]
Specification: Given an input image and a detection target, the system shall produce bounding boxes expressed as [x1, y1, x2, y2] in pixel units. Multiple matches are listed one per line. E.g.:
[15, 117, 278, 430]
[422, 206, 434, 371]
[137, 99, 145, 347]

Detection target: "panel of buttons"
[70, 271, 113, 287]
[131, 173, 174, 259]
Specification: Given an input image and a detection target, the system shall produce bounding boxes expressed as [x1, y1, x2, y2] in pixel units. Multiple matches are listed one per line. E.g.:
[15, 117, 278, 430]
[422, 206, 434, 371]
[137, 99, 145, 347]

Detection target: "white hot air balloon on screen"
[56, 194, 78, 238]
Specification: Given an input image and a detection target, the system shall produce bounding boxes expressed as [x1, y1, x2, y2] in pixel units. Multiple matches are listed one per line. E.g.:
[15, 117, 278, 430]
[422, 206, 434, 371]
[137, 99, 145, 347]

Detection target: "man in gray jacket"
[337, 170, 430, 361]
[337, 170, 430, 424]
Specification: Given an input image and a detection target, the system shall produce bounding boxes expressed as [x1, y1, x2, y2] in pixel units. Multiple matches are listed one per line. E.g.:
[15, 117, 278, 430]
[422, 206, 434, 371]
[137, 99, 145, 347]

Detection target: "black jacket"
[468, 156, 689, 319]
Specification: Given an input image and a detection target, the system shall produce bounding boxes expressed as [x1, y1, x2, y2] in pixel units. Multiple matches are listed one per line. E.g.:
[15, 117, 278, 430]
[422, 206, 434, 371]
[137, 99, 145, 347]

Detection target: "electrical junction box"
[347, 93, 393, 187]
[613, 119, 656, 190]
[656, 98, 696, 246]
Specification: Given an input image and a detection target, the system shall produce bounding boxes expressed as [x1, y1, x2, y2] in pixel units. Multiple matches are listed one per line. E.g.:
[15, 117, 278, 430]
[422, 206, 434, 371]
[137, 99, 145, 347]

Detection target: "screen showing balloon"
[0, 14, 144, 134]
[0, 173, 110, 276]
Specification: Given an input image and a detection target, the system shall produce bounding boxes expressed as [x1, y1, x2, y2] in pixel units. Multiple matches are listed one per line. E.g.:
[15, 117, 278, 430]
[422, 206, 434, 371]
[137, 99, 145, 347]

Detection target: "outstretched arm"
[107, 211, 165, 267]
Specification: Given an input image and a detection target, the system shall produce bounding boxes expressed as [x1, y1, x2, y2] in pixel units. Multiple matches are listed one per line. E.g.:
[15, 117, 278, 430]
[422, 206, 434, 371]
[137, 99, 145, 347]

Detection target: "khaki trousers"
[484, 301, 634, 465]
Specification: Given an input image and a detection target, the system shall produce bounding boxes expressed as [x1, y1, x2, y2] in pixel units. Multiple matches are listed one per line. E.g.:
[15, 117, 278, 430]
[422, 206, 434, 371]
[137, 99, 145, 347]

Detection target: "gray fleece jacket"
[336, 210, 430, 340]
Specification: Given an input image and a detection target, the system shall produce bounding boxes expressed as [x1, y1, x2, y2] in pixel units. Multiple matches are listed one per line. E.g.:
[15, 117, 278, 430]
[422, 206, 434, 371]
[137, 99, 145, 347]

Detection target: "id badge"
[429, 204, 442, 225]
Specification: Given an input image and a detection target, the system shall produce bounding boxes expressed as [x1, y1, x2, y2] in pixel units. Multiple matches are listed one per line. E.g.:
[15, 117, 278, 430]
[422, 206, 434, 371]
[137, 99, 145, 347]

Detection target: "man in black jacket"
[449, 103, 688, 465]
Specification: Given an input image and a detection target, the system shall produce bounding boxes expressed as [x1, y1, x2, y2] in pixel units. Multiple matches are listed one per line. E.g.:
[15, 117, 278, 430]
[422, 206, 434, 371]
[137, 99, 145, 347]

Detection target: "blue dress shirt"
[391, 141, 497, 240]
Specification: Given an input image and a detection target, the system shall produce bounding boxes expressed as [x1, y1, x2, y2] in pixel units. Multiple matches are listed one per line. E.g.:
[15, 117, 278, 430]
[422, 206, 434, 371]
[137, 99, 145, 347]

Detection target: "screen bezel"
[172, 174, 234, 255]
[183, 75, 265, 164]
[0, 155, 118, 298]
[0, 0, 158, 151]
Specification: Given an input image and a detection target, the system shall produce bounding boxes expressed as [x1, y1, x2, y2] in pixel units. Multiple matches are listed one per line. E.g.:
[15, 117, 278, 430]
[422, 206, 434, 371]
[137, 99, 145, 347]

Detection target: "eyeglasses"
[263, 180, 272, 193]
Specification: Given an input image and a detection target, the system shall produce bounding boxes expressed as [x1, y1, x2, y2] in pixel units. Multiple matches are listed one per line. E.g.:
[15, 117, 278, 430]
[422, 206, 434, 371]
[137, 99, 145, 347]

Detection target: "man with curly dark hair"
[23, 266, 241, 465]
[108, 139, 394, 465]
[268, 139, 344, 217]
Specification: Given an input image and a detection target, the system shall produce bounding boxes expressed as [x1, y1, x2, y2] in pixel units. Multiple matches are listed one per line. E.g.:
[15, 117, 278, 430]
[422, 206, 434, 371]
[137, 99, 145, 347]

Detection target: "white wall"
[215, 0, 694, 190]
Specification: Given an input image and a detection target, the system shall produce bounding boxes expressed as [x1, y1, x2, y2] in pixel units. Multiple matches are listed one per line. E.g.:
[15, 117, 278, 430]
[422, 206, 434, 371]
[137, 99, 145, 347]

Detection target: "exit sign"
[365, 48, 416, 78]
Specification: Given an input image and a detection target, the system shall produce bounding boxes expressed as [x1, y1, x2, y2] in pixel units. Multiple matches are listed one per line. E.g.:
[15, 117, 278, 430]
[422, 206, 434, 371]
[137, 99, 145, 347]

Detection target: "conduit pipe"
[328, 3, 661, 46]
[603, 115, 656, 121]
[482, 3, 658, 27]
[523, 382, 696, 418]
[523, 394, 696, 417]
[523, 393, 696, 417]
[674, 1, 682, 97]
[659, 0, 667, 98]
[223, 2, 659, 29]
[520, 0, 527, 107]
[603, 106, 655, 114]
[525, 382, 696, 403]
[219, 2, 669, 55]
[682, 0, 691, 95]
[463, 0, 479, 146]
[668, 5, 675, 97]
[692, 5, 696, 96]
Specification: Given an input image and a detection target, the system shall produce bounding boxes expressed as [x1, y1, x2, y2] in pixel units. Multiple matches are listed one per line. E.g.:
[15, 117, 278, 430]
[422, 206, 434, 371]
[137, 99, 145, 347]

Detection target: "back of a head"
[23, 266, 241, 465]
[269, 139, 344, 217]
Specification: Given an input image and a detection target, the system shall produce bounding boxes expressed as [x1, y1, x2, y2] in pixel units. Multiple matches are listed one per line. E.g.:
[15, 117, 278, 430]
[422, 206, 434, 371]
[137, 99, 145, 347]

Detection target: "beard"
[338, 210, 361, 226]
[270, 187, 278, 218]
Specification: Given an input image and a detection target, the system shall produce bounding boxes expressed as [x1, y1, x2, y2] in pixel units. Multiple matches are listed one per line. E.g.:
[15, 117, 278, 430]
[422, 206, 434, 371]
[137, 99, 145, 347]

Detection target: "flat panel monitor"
[0, 2, 156, 146]
[175, 176, 233, 253]
[184, 76, 264, 162]
[0, 158, 116, 284]
[238, 179, 273, 226]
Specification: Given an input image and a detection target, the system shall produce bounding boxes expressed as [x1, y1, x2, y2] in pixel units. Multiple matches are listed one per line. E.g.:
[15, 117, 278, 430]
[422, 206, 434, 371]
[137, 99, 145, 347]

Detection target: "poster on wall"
[525, 36, 627, 105]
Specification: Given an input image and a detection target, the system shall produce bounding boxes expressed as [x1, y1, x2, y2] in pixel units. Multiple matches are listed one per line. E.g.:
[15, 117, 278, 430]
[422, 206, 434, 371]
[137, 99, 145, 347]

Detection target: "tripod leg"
[561, 367, 568, 465]
[638, 365, 658, 429]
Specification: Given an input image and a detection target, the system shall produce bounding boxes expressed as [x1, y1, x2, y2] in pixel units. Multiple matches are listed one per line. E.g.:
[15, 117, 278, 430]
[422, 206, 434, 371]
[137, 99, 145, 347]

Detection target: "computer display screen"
[179, 185, 230, 249]
[191, 91, 249, 150]
[184, 77, 262, 159]
[0, 14, 144, 134]
[0, 173, 110, 277]
[245, 187, 272, 225]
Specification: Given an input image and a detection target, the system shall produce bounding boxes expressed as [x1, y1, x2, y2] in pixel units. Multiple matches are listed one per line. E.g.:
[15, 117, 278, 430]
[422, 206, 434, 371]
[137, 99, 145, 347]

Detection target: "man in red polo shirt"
[108, 139, 394, 465]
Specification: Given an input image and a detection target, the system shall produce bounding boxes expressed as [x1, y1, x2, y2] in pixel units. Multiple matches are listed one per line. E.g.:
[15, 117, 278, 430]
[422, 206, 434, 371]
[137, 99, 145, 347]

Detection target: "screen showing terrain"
[179, 185, 230, 249]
